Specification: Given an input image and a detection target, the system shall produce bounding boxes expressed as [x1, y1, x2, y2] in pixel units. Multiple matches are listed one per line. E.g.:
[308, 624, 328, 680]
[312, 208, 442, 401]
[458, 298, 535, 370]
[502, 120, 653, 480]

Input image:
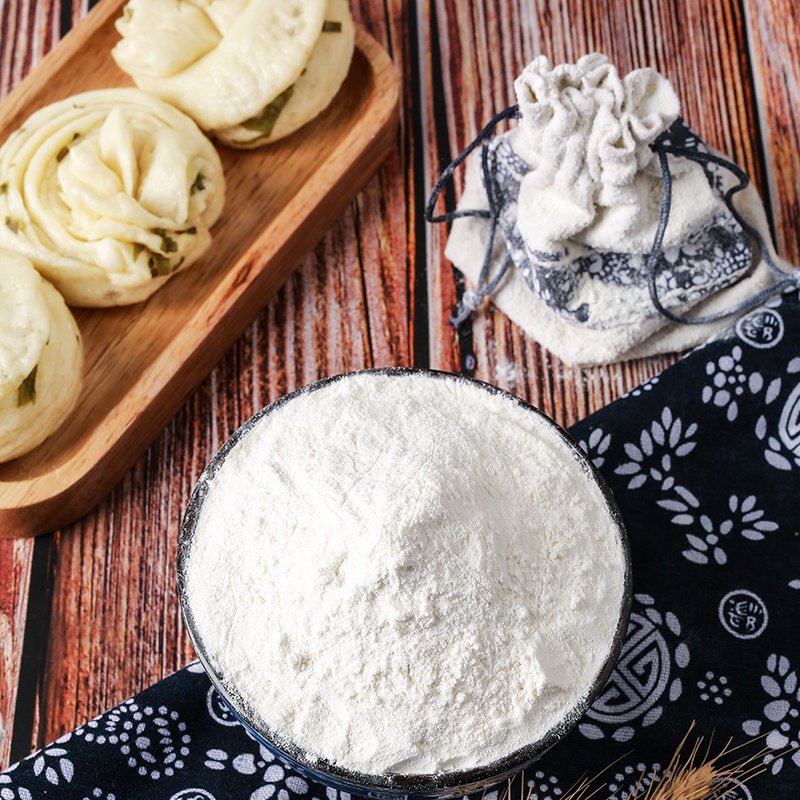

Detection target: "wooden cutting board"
[0, 0, 400, 538]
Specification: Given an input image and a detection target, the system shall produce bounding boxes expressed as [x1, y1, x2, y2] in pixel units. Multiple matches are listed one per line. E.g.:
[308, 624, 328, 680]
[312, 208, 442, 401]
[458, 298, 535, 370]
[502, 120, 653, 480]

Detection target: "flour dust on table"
[3, 290, 798, 799]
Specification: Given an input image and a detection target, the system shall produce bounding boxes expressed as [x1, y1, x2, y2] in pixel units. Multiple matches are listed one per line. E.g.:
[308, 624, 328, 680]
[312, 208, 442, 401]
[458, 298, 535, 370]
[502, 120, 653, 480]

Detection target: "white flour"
[184, 372, 627, 776]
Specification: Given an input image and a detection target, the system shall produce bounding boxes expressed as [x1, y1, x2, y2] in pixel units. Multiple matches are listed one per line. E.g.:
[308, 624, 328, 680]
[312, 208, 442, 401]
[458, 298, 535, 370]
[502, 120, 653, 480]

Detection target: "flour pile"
[183, 371, 627, 776]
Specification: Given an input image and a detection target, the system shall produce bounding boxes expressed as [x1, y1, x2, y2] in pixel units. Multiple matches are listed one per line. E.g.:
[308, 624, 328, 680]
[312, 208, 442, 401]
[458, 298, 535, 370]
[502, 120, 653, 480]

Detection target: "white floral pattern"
[743, 654, 800, 774]
[607, 762, 661, 799]
[526, 771, 564, 800]
[614, 407, 697, 490]
[730, 494, 781, 540]
[697, 671, 732, 705]
[702, 345, 764, 421]
[670, 494, 779, 565]
[578, 427, 611, 468]
[683, 514, 731, 565]
[621, 375, 660, 399]
[322, 788, 351, 800]
[31, 745, 73, 786]
[204, 745, 308, 800]
[756, 358, 800, 470]
[0, 765, 32, 800]
[73, 700, 191, 781]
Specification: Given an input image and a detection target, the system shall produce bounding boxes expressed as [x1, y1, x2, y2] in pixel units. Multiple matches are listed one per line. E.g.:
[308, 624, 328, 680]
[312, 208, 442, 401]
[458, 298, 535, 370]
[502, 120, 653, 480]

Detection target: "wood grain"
[0, 539, 32, 768]
[0, 0, 797, 773]
[743, 0, 800, 264]
[0, 0, 65, 767]
[0, 3, 400, 538]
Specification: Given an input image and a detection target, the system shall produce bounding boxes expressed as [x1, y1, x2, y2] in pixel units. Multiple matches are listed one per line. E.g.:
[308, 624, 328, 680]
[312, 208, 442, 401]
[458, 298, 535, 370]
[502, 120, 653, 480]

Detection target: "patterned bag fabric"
[3, 290, 799, 799]
[479, 120, 753, 329]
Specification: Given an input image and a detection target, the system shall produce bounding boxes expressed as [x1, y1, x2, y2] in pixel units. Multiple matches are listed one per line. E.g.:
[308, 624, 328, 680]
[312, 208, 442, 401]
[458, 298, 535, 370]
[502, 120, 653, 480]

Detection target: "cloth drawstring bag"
[429, 54, 799, 366]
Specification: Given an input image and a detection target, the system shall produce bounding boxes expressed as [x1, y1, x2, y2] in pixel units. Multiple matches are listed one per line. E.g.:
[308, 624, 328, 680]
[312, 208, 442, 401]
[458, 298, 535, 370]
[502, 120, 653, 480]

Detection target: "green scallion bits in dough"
[152, 228, 179, 254]
[190, 173, 206, 195]
[148, 253, 173, 277]
[241, 85, 295, 139]
[17, 365, 38, 407]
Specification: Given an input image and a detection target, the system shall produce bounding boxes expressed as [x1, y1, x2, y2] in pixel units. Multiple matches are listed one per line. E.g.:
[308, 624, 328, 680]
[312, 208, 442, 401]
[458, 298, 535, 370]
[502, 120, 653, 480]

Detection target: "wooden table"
[0, 0, 797, 770]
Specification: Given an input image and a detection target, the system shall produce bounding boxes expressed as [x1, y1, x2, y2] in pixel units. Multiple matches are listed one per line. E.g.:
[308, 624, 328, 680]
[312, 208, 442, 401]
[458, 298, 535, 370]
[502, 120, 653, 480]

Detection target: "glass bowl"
[178, 368, 633, 800]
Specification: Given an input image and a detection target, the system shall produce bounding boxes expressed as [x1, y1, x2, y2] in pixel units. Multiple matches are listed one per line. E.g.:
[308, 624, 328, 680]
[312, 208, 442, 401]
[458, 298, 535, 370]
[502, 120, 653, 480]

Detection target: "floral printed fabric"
[3, 291, 799, 800]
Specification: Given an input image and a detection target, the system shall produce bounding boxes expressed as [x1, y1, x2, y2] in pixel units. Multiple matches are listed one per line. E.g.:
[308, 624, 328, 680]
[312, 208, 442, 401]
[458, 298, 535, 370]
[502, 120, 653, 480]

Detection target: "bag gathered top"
[428, 53, 799, 366]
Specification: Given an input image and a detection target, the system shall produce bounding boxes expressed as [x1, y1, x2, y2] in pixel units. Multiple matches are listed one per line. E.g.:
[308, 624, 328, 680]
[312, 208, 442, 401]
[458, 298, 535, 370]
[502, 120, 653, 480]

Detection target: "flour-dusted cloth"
[443, 54, 788, 365]
[3, 292, 799, 799]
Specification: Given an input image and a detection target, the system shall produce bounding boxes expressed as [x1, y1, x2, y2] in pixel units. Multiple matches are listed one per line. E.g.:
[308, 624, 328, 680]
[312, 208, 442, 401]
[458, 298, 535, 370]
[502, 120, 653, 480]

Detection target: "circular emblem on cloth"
[719, 590, 768, 639]
[736, 308, 784, 349]
[207, 686, 240, 727]
[579, 595, 689, 742]
[708, 778, 753, 800]
[169, 791, 217, 800]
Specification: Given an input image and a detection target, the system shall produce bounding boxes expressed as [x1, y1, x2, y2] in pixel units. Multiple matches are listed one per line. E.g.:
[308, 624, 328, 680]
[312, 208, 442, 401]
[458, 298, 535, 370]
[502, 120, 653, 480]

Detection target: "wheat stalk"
[635, 723, 770, 800]
[513, 722, 771, 800]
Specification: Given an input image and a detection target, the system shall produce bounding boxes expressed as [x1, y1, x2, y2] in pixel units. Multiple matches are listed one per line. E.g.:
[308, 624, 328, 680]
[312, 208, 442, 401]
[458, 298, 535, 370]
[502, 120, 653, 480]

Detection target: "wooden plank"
[20, 0, 418, 752]
[0, 539, 33, 766]
[423, 0, 767, 426]
[743, 0, 800, 263]
[0, 0, 60, 765]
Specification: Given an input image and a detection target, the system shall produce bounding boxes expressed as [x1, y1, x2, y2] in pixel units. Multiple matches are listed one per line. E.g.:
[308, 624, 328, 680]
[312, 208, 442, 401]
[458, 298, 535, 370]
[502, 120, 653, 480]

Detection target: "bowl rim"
[177, 367, 633, 797]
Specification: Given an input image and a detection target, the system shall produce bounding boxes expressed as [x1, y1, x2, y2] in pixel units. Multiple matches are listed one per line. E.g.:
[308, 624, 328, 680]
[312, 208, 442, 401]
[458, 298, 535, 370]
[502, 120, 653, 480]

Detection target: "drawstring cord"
[427, 111, 800, 329]
[425, 106, 521, 327]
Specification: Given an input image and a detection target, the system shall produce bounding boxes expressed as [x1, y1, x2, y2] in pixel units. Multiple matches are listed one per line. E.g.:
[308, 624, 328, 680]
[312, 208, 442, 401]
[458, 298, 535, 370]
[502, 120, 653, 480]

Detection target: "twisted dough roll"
[0, 251, 83, 463]
[0, 89, 225, 307]
[112, 0, 355, 146]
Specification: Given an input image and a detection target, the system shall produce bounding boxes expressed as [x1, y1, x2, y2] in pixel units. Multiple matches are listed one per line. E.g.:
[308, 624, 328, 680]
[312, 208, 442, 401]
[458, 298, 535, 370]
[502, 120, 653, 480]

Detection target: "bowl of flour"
[179, 368, 632, 798]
